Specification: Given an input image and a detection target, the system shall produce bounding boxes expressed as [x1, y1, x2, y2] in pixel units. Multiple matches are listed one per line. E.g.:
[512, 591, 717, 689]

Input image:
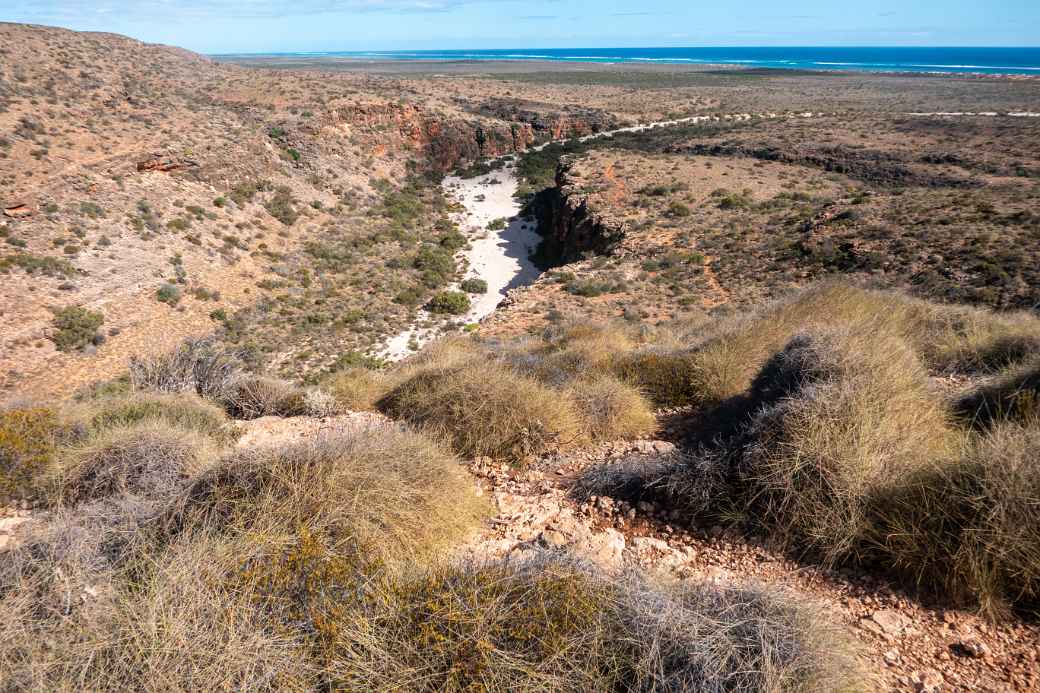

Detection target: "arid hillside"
[1, 23, 674, 399]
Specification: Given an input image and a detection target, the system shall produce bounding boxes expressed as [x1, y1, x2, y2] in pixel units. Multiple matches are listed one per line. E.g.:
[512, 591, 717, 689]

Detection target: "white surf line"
[377, 110, 827, 361]
[907, 111, 1040, 117]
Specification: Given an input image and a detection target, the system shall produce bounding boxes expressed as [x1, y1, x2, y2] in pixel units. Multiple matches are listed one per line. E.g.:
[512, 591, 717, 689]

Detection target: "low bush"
[50, 305, 103, 352]
[0, 406, 62, 501]
[129, 338, 241, 400]
[264, 186, 299, 226]
[156, 283, 181, 306]
[460, 277, 488, 294]
[379, 360, 583, 462]
[427, 290, 470, 315]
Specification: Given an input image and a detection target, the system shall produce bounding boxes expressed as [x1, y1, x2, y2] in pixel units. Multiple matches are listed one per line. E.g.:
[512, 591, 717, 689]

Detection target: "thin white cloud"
[7, 0, 510, 21]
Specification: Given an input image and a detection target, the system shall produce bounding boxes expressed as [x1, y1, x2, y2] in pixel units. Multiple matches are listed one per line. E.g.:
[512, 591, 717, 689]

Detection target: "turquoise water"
[218, 47, 1040, 76]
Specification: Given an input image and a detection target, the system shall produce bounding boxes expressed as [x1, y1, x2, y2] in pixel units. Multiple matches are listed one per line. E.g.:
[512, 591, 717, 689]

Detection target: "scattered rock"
[3, 203, 33, 219]
[864, 609, 913, 638]
[913, 669, 944, 692]
[951, 637, 990, 659]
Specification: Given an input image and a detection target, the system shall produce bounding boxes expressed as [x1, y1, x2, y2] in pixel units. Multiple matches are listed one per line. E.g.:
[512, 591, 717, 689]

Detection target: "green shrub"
[156, 283, 182, 306]
[427, 290, 470, 315]
[413, 245, 456, 288]
[264, 187, 299, 226]
[460, 278, 488, 294]
[667, 201, 692, 217]
[50, 305, 103, 352]
[0, 406, 61, 501]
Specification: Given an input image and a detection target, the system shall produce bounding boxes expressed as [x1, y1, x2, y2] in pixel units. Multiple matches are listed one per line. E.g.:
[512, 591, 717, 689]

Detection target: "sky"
[2, 0, 1038, 54]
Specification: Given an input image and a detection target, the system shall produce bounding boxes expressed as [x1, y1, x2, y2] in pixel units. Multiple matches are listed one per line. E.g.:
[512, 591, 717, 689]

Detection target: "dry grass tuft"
[81, 391, 231, 439]
[567, 375, 657, 441]
[322, 368, 391, 412]
[329, 555, 865, 692]
[379, 360, 585, 462]
[53, 421, 218, 506]
[165, 426, 486, 563]
[221, 375, 308, 420]
[0, 405, 63, 502]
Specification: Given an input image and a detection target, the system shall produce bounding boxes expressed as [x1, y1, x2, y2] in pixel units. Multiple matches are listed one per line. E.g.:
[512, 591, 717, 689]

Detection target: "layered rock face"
[475, 99, 622, 140]
[531, 158, 628, 264]
[337, 101, 619, 174]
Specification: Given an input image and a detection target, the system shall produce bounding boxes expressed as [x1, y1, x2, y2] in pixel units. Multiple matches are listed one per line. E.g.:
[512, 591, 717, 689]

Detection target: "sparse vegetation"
[50, 305, 104, 352]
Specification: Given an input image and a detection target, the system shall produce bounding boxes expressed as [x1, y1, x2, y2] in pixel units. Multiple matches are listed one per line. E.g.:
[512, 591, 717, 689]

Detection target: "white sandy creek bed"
[379, 162, 539, 360]
[377, 114, 742, 361]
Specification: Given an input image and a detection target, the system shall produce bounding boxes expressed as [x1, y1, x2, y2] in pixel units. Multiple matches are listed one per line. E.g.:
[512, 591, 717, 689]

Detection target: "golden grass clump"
[612, 348, 707, 407]
[53, 421, 219, 506]
[567, 374, 657, 441]
[963, 420, 1040, 613]
[618, 283, 1040, 408]
[378, 360, 584, 462]
[81, 391, 231, 440]
[322, 367, 391, 412]
[1, 526, 317, 692]
[165, 426, 487, 564]
[531, 322, 637, 385]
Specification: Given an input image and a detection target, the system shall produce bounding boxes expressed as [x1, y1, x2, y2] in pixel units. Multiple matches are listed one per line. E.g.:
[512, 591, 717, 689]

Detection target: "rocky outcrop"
[135, 154, 199, 173]
[530, 157, 628, 264]
[336, 100, 619, 174]
[337, 102, 539, 173]
[474, 99, 621, 141]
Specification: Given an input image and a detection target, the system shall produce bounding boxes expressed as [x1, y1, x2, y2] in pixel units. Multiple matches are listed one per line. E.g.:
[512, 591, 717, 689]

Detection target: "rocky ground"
[459, 434, 1040, 692]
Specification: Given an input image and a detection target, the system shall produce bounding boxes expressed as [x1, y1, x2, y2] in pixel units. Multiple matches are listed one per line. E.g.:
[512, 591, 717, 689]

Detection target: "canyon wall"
[338, 102, 619, 174]
[529, 158, 628, 265]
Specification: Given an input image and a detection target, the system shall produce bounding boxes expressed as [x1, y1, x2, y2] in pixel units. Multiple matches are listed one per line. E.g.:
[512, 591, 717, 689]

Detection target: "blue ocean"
[231, 47, 1040, 76]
